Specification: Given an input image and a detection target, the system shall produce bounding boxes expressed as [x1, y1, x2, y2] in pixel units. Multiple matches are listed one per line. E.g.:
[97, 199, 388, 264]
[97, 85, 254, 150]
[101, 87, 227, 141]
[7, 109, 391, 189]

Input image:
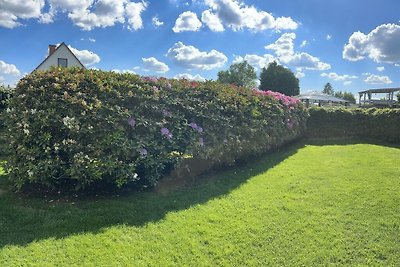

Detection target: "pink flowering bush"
[5, 67, 307, 192]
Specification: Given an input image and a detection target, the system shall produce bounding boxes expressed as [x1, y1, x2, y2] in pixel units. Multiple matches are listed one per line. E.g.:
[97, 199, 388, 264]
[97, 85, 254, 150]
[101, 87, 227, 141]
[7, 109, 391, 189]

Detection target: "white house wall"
[36, 45, 83, 71]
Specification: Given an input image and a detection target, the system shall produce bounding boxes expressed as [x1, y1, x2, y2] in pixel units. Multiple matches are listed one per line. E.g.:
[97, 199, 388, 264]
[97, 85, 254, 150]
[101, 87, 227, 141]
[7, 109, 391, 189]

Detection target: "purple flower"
[128, 117, 136, 127]
[189, 122, 198, 130]
[139, 148, 148, 157]
[199, 137, 204, 146]
[166, 83, 172, 89]
[189, 122, 203, 133]
[152, 86, 159, 91]
[144, 76, 158, 83]
[286, 119, 295, 129]
[162, 109, 171, 117]
[161, 127, 172, 139]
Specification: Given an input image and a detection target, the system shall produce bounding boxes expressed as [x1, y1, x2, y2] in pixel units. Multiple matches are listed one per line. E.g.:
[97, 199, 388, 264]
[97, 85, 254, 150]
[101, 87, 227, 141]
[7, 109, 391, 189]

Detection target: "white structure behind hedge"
[34, 43, 85, 71]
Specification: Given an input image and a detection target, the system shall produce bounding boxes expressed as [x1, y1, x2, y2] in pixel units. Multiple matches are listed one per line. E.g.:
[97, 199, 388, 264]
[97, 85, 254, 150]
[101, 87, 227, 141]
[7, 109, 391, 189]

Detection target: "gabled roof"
[33, 42, 85, 71]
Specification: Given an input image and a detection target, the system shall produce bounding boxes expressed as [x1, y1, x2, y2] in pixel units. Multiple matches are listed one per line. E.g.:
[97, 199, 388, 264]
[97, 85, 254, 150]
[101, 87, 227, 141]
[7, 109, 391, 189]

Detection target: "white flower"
[23, 129, 30, 135]
[27, 170, 33, 177]
[62, 116, 80, 131]
[6, 108, 11, 113]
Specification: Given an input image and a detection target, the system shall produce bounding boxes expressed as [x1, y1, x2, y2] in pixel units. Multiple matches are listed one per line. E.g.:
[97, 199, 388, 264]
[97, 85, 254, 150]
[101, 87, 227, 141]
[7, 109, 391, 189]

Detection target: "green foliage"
[307, 107, 400, 142]
[5, 67, 307, 191]
[322, 82, 334, 95]
[259, 61, 299, 96]
[334, 91, 356, 104]
[0, 85, 14, 157]
[1, 142, 399, 265]
[217, 61, 257, 88]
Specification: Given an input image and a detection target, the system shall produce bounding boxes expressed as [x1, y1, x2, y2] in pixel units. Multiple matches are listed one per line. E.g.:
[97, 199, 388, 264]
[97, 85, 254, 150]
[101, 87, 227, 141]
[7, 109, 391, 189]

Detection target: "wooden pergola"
[358, 88, 400, 107]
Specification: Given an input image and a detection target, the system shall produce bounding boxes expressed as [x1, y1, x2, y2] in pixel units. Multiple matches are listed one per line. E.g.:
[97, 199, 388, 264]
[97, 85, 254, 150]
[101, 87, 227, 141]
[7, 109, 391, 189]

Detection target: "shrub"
[5, 67, 307, 191]
[0, 85, 14, 156]
[307, 107, 400, 142]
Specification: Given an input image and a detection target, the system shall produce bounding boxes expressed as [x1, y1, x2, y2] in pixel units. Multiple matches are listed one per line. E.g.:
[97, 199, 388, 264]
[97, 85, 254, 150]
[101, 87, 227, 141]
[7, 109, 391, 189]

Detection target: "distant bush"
[307, 107, 400, 142]
[5, 67, 307, 191]
[0, 85, 14, 156]
[0, 84, 13, 112]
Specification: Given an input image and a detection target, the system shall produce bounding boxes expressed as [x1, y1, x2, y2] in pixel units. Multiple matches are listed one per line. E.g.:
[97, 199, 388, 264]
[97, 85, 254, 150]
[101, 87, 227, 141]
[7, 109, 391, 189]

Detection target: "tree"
[334, 91, 356, 104]
[217, 61, 257, 88]
[322, 82, 334, 95]
[259, 61, 299, 96]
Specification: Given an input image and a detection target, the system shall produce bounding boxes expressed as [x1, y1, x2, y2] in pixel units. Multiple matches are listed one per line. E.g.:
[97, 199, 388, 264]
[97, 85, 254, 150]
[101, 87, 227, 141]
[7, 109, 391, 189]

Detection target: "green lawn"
[0, 140, 399, 266]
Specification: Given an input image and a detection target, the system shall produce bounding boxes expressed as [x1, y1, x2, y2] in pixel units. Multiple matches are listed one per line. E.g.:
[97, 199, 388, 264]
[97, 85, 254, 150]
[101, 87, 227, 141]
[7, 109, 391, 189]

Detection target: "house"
[34, 42, 85, 71]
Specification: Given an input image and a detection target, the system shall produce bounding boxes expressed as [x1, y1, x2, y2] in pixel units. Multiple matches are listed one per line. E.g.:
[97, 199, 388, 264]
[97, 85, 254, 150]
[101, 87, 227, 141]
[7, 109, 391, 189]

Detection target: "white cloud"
[166, 41, 227, 70]
[68, 45, 100, 66]
[233, 54, 276, 70]
[320, 72, 358, 81]
[152, 16, 164, 27]
[39, 0, 148, 31]
[295, 71, 305, 78]
[0, 60, 22, 86]
[265, 33, 331, 71]
[300, 40, 307, 48]
[125, 1, 147, 30]
[0, 0, 45, 28]
[285, 53, 331, 71]
[112, 69, 136, 74]
[376, 66, 384, 72]
[201, 9, 224, 32]
[326, 34, 332, 40]
[344, 81, 352, 86]
[265, 32, 295, 57]
[48, 0, 93, 12]
[274, 16, 298, 31]
[395, 64, 400, 67]
[203, 0, 297, 32]
[142, 57, 169, 73]
[81, 37, 96, 42]
[173, 11, 202, 32]
[0, 60, 21, 76]
[67, 0, 126, 31]
[364, 74, 392, 84]
[343, 23, 400, 64]
[174, 73, 206, 82]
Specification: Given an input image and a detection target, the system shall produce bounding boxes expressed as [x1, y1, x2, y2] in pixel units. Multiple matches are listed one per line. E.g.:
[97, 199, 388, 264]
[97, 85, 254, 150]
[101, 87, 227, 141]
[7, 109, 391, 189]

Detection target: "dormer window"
[58, 58, 68, 67]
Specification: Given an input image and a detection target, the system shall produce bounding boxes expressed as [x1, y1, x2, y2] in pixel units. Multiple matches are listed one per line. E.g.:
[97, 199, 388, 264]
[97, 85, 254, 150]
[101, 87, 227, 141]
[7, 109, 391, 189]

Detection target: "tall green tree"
[259, 61, 299, 96]
[334, 91, 356, 104]
[217, 61, 257, 88]
[322, 82, 334, 95]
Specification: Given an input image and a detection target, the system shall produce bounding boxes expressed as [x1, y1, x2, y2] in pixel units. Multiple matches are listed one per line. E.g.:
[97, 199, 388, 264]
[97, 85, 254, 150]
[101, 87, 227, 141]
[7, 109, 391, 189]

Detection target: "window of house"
[58, 58, 68, 67]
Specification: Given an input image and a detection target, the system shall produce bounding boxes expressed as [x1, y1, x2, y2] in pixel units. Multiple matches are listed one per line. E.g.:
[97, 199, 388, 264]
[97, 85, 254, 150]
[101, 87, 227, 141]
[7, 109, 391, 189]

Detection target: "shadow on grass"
[304, 137, 400, 149]
[0, 141, 304, 249]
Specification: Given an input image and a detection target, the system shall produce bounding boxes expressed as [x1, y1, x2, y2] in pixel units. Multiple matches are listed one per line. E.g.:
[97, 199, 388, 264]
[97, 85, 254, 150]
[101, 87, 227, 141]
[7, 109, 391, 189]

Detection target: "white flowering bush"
[6, 68, 307, 191]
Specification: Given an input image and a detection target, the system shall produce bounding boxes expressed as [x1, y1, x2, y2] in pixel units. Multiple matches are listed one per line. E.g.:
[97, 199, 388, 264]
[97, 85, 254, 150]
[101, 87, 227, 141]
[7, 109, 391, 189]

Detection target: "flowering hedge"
[307, 107, 400, 142]
[6, 68, 307, 191]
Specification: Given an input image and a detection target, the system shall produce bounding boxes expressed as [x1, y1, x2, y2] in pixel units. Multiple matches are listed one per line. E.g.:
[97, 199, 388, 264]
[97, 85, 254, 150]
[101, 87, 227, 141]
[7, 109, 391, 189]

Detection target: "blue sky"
[0, 0, 399, 96]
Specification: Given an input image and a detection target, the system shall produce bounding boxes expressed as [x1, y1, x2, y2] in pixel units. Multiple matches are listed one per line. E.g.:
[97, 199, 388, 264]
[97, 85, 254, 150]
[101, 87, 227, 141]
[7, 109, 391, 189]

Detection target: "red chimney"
[48, 45, 56, 56]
